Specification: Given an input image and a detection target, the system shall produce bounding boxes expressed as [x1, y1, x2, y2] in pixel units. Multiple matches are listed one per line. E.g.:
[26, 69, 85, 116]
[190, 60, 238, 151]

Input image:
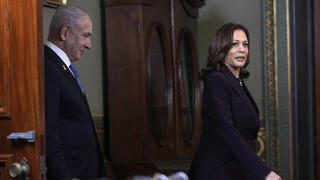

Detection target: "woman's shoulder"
[205, 70, 229, 83]
[203, 70, 233, 96]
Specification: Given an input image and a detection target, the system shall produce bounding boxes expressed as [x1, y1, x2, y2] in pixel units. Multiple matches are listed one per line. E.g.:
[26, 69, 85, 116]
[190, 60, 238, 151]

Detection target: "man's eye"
[83, 33, 91, 38]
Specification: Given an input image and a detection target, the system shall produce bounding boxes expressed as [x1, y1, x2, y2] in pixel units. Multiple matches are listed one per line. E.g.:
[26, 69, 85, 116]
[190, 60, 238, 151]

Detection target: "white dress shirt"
[44, 41, 75, 77]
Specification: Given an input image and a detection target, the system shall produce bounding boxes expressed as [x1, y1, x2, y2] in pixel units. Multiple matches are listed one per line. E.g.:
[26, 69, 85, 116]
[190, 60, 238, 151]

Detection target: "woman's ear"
[59, 25, 70, 41]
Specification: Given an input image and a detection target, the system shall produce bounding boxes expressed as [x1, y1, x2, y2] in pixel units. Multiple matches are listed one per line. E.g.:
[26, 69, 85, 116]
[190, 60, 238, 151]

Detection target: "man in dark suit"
[44, 5, 106, 179]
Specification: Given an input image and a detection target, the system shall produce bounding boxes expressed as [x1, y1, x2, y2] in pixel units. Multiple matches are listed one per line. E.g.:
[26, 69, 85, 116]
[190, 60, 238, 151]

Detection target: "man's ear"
[59, 25, 70, 41]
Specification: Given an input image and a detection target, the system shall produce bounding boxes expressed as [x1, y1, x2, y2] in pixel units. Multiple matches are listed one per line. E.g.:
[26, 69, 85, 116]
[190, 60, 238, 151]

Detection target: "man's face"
[64, 15, 92, 62]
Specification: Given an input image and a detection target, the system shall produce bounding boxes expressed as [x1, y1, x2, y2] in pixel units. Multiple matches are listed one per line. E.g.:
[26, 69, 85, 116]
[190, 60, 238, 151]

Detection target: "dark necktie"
[69, 64, 84, 94]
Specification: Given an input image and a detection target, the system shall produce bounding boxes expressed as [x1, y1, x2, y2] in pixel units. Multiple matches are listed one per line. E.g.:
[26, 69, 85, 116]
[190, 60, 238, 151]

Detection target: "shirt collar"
[44, 41, 72, 67]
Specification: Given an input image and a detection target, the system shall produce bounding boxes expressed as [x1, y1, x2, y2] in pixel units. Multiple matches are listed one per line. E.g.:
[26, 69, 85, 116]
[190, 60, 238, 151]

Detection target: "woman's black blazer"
[190, 69, 270, 180]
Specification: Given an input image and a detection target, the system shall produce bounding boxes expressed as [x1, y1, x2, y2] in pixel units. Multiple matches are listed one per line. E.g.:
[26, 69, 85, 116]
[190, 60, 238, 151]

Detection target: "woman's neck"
[224, 63, 240, 78]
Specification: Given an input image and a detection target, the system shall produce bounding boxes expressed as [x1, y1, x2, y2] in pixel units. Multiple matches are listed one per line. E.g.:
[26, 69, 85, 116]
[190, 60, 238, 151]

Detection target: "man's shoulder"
[44, 46, 63, 68]
[44, 53, 63, 78]
[44, 46, 57, 60]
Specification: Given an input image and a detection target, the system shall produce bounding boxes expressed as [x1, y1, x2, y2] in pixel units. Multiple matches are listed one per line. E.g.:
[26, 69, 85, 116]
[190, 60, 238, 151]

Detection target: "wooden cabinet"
[104, 0, 204, 178]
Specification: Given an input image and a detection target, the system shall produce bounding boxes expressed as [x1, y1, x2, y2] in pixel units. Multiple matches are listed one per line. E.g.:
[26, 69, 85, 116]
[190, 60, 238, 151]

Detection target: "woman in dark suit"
[189, 23, 281, 180]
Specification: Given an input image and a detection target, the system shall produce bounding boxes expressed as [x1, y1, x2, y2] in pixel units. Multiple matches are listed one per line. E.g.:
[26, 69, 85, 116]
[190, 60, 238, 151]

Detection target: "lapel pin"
[63, 65, 67, 71]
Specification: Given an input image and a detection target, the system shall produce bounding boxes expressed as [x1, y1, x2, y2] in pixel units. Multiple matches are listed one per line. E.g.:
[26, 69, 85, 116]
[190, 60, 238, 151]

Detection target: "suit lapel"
[47, 47, 92, 118]
[224, 70, 260, 131]
[242, 83, 259, 116]
[57, 61, 84, 95]
[45, 46, 84, 96]
[240, 82, 260, 130]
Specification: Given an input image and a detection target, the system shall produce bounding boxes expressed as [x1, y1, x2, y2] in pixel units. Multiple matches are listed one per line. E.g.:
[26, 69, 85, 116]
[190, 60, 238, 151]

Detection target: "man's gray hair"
[48, 5, 88, 36]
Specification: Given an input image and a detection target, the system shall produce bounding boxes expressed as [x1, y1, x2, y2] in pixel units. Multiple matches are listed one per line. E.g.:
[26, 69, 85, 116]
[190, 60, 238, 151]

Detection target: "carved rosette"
[185, 0, 205, 8]
[179, 0, 205, 18]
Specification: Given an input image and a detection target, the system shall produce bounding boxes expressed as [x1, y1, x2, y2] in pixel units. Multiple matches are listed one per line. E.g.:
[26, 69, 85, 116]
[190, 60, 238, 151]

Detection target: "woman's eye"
[232, 42, 249, 48]
[232, 42, 239, 47]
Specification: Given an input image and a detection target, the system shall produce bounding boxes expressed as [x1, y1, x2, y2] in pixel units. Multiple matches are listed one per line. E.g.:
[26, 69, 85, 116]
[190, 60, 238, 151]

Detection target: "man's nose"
[85, 39, 92, 49]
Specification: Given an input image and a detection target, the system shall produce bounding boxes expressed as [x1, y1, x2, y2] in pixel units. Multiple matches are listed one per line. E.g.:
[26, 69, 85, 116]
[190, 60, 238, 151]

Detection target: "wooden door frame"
[314, 0, 320, 178]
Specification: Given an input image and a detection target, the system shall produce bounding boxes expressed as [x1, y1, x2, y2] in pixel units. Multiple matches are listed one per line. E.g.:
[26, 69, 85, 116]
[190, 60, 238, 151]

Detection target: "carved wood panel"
[104, 0, 203, 178]
[0, 154, 13, 179]
[174, 0, 201, 159]
[0, 0, 11, 119]
[147, 25, 172, 147]
[106, 6, 147, 163]
[142, 0, 175, 162]
[176, 29, 200, 147]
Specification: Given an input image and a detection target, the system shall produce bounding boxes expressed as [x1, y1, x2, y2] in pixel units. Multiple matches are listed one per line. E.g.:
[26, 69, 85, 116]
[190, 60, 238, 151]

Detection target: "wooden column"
[314, 0, 320, 178]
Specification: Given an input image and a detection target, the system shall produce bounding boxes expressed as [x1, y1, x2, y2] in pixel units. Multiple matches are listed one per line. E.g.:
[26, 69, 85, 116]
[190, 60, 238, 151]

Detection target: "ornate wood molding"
[179, 0, 205, 18]
[315, 0, 320, 177]
[184, 0, 205, 8]
[0, 0, 11, 119]
[264, 0, 280, 172]
[104, 0, 156, 6]
[0, 154, 13, 180]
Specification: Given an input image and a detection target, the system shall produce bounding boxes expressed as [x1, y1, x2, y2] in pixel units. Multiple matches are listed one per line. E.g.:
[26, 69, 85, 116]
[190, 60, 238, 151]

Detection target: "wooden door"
[0, 0, 45, 179]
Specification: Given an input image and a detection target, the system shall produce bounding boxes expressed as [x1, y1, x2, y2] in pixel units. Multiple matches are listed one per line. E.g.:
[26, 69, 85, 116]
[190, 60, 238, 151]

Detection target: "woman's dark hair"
[200, 23, 250, 80]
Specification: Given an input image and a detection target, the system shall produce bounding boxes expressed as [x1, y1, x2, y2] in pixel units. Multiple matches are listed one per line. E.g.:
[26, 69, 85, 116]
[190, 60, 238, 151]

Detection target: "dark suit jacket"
[44, 46, 106, 179]
[190, 69, 270, 180]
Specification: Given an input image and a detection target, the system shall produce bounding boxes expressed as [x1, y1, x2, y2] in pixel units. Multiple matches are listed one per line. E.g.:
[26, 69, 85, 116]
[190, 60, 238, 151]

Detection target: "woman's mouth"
[235, 56, 245, 60]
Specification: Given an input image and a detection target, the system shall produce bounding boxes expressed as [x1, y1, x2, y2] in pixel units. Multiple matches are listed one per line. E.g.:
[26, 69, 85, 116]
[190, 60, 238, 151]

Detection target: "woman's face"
[224, 29, 249, 74]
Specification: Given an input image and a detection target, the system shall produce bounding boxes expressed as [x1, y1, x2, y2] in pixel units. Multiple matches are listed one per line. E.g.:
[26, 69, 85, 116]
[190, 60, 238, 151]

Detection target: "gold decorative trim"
[91, 114, 105, 129]
[264, 0, 280, 172]
[43, 0, 67, 8]
[257, 128, 266, 160]
[92, 114, 104, 118]
[286, 0, 293, 179]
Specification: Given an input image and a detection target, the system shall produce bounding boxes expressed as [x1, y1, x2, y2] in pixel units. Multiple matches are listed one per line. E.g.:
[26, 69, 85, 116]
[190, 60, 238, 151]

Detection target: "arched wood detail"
[145, 23, 173, 147]
[176, 28, 201, 147]
[185, 0, 205, 8]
